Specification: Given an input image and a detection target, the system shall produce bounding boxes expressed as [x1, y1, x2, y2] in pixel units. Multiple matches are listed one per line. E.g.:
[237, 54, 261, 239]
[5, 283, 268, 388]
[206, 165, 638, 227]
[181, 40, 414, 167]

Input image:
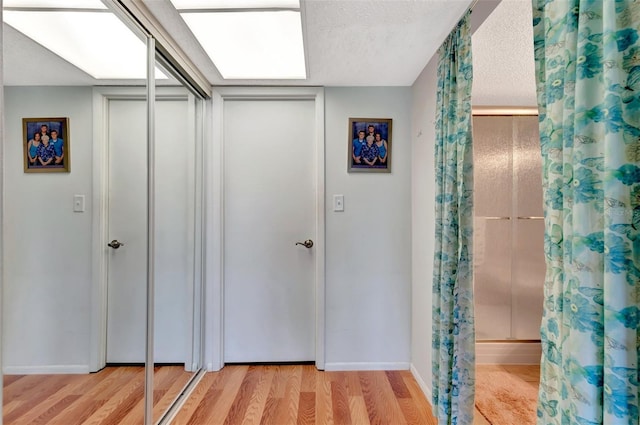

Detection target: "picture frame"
[348, 117, 392, 173]
[23, 117, 70, 173]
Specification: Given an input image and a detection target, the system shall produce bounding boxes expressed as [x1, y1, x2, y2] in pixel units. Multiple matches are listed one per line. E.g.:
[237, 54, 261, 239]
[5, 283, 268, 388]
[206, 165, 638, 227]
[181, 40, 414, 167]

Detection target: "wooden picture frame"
[23, 117, 70, 173]
[348, 118, 392, 173]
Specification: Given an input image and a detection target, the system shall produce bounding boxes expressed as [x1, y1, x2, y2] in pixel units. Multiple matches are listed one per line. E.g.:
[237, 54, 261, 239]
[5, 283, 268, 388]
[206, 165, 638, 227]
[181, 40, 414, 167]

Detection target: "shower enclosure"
[473, 110, 544, 361]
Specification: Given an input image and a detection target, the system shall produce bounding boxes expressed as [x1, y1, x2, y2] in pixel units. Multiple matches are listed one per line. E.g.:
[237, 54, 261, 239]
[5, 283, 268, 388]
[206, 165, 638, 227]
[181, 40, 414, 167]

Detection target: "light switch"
[333, 194, 344, 212]
[73, 194, 85, 213]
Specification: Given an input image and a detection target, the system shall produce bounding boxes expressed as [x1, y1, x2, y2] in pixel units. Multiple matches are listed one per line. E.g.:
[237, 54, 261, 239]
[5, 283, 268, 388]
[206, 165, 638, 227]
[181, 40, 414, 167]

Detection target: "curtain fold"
[532, 0, 640, 423]
[432, 11, 475, 425]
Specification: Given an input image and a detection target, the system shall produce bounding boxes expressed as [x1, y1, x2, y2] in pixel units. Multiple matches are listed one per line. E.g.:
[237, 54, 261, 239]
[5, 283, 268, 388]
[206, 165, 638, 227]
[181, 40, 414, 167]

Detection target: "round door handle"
[295, 239, 313, 249]
[108, 239, 125, 249]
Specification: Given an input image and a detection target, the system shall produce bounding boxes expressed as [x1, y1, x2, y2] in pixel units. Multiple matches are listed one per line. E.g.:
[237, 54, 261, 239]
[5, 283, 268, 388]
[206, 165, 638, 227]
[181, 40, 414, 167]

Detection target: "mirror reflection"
[150, 57, 205, 422]
[2, 2, 203, 424]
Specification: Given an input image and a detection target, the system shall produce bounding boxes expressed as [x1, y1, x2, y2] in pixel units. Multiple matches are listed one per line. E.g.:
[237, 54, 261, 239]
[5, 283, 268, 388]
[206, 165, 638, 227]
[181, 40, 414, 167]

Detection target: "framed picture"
[348, 117, 392, 173]
[23, 117, 70, 173]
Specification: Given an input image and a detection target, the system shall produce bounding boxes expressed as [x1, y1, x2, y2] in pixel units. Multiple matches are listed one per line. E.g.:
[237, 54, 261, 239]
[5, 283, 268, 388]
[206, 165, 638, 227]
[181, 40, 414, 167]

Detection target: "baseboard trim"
[410, 364, 433, 401]
[324, 362, 410, 371]
[3, 365, 91, 374]
[475, 341, 541, 364]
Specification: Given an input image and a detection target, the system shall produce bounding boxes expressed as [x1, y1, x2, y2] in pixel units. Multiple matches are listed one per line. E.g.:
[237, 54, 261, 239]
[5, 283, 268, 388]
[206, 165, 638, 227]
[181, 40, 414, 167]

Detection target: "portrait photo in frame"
[348, 118, 392, 173]
[23, 117, 70, 173]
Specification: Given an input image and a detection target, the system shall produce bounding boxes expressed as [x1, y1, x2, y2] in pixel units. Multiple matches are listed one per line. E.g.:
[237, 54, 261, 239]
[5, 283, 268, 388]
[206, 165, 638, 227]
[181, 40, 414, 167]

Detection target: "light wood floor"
[173, 364, 437, 424]
[4, 365, 437, 425]
[3, 365, 193, 425]
[474, 364, 540, 425]
[3, 364, 539, 424]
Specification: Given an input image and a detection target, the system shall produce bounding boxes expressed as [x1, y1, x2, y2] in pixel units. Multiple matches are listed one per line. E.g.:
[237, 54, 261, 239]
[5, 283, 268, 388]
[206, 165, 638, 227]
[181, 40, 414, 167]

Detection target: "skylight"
[171, 1, 306, 80]
[171, 0, 299, 10]
[3, 6, 166, 80]
[4, 0, 107, 9]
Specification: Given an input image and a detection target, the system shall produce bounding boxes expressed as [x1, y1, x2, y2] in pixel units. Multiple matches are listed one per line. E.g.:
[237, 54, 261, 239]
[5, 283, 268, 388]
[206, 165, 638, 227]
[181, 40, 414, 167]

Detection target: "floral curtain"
[432, 11, 475, 425]
[532, 0, 640, 423]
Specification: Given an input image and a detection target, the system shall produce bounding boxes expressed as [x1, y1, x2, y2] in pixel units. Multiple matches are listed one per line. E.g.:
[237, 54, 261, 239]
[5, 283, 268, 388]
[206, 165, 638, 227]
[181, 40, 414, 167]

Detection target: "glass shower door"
[512, 116, 545, 340]
[473, 116, 513, 340]
[473, 114, 544, 341]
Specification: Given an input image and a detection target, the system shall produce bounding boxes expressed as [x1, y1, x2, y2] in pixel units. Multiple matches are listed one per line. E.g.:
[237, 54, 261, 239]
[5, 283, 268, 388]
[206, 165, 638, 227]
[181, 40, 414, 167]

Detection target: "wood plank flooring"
[4, 364, 538, 424]
[3, 366, 193, 425]
[172, 365, 438, 425]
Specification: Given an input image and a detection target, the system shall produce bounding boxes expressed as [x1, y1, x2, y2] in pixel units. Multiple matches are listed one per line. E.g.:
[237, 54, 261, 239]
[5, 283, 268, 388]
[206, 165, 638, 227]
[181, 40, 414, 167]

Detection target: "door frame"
[90, 87, 195, 371]
[207, 87, 326, 371]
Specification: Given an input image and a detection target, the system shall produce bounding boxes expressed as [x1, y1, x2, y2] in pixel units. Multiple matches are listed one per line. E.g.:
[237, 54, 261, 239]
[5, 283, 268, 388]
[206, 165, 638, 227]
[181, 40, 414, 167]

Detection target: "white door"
[106, 98, 190, 363]
[224, 99, 316, 363]
[106, 99, 147, 363]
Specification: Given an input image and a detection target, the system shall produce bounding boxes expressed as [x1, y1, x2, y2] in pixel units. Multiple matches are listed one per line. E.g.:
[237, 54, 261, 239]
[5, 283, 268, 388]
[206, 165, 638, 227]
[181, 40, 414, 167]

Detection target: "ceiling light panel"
[171, 0, 299, 10]
[3, 10, 160, 79]
[181, 11, 306, 79]
[3, 0, 107, 9]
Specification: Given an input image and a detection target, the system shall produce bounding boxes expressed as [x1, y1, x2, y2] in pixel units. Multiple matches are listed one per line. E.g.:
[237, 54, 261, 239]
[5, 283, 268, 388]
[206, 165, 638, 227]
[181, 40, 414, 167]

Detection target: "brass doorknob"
[108, 239, 125, 249]
[295, 239, 314, 249]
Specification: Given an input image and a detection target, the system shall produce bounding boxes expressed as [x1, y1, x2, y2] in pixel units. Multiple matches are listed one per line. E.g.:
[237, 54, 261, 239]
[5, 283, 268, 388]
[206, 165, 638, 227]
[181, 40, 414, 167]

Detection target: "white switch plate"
[333, 194, 344, 212]
[73, 194, 85, 212]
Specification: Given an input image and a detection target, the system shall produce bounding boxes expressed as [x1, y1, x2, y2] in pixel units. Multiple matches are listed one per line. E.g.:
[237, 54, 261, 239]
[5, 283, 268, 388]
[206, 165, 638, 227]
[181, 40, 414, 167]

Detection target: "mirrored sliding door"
[2, 1, 152, 424]
[150, 57, 205, 423]
[2, 3, 207, 424]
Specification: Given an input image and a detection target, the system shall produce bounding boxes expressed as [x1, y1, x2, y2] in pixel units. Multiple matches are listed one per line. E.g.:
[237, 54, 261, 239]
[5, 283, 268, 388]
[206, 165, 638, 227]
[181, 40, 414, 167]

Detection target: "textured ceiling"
[302, 0, 472, 86]
[471, 0, 537, 106]
[4, 0, 476, 87]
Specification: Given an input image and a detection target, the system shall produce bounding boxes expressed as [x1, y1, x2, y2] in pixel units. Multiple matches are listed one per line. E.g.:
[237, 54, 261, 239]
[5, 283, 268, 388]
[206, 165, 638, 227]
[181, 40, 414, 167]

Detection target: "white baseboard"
[324, 362, 410, 371]
[3, 365, 90, 374]
[475, 342, 541, 364]
[410, 364, 432, 401]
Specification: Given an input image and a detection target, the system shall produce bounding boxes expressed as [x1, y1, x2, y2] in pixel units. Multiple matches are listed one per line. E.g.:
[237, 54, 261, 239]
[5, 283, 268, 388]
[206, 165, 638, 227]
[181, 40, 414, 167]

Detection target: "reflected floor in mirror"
[172, 364, 437, 425]
[3, 365, 193, 425]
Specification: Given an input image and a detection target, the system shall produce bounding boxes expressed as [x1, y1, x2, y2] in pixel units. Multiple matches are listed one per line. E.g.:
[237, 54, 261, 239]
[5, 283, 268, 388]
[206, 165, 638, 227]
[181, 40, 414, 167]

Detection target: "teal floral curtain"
[432, 11, 475, 425]
[532, 0, 640, 423]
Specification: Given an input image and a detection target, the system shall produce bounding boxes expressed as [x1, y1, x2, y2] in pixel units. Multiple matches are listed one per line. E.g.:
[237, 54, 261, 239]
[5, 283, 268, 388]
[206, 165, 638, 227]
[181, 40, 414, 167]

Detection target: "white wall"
[410, 56, 438, 396]
[324, 87, 412, 370]
[3, 86, 94, 372]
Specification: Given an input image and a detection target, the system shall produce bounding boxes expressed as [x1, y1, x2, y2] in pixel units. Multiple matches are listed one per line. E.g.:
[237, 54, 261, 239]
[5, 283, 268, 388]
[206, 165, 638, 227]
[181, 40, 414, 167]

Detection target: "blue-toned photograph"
[348, 118, 392, 173]
[23, 117, 70, 173]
